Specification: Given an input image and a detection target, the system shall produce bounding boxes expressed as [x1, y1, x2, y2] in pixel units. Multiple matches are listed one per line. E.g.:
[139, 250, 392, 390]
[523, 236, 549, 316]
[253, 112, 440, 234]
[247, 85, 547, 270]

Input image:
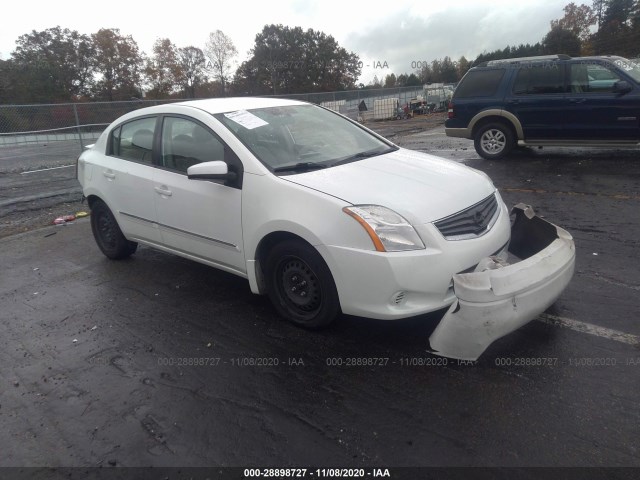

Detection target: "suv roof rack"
[483, 54, 571, 67]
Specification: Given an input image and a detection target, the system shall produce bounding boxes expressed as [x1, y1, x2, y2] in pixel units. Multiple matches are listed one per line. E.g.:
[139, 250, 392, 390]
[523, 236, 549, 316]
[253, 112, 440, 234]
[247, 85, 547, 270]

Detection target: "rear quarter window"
[454, 69, 506, 98]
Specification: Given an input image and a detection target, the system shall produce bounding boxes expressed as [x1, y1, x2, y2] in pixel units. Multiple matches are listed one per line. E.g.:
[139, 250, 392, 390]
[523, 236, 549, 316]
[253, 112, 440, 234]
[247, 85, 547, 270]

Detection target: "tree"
[456, 56, 471, 79]
[384, 73, 396, 88]
[551, 3, 597, 41]
[593, 0, 606, 25]
[430, 59, 443, 82]
[542, 26, 582, 55]
[233, 24, 361, 95]
[205, 30, 237, 94]
[91, 28, 143, 101]
[416, 62, 433, 84]
[10, 26, 94, 102]
[631, 1, 640, 56]
[0, 59, 13, 103]
[305, 28, 361, 91]
[368, 75, 382, 88]
[439, 56, 458, 83]
[144, 38, 180, 98]
[176, 46, 207, 98]
[473, 43, 544, 65]
[602, 0, 635, 25]
[405, 73, 422, 86]
[593, 0, 637, 54]
[231, 58, 261, 95]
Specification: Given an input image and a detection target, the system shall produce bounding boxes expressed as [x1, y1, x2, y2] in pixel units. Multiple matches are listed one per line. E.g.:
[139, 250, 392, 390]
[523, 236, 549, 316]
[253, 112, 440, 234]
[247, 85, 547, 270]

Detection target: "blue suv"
[445, 55, 640, 159]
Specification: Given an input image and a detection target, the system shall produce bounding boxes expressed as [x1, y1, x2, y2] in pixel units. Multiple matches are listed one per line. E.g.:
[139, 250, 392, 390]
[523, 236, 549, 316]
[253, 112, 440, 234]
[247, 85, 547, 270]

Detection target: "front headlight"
[343, 205, 425, 252]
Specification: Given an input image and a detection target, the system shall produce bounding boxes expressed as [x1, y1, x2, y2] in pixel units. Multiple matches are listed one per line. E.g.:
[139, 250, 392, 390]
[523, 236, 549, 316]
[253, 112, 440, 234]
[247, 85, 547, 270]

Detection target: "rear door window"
[454, 69, 506, 98]
[110, 116, 157, 163]
[513, 64, 565, 94]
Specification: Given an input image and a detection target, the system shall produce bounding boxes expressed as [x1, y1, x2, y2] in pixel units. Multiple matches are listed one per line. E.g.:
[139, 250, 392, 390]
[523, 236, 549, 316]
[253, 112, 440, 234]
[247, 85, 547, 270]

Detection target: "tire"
[265, 240, 340, 328]
[474, 123, 514, 160]
[90, 199, 137, 260]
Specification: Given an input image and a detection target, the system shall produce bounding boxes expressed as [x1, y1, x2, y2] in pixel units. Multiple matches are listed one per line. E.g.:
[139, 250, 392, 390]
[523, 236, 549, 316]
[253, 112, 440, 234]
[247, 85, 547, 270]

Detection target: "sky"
[0, 0, 570, 84]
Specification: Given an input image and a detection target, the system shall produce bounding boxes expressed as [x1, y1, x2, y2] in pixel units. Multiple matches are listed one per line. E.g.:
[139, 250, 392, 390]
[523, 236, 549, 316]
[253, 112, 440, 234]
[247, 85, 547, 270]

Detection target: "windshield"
[214, 104, 396, 173]
[612, 57, 640, 83]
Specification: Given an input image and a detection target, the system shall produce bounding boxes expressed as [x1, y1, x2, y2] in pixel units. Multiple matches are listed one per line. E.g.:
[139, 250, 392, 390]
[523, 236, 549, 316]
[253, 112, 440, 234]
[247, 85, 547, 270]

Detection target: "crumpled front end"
[429, 204, 576, 361]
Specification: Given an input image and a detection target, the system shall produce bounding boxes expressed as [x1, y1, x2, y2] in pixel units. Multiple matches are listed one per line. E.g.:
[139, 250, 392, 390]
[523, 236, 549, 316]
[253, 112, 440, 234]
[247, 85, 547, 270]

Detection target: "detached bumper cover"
[429, 204, 576, 361]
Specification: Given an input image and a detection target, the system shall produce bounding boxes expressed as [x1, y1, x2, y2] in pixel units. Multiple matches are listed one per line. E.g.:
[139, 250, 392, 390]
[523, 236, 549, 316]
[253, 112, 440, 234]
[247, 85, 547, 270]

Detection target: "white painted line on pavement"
[429, 149, 473, 153]
[21, 164, 75, 174]
[538, 313, 639, 346]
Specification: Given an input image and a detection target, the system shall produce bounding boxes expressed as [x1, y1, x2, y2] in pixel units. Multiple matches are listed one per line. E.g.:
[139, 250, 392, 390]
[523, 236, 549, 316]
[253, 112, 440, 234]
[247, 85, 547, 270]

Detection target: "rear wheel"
[90, 199, 137, 259]
[265, 240, 340, 328]
[474, 123, 514, 160]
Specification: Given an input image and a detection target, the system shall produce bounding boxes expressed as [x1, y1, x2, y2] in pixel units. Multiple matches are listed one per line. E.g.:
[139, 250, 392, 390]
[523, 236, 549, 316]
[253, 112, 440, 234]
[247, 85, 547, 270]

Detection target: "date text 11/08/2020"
[243, 468, 391, 478]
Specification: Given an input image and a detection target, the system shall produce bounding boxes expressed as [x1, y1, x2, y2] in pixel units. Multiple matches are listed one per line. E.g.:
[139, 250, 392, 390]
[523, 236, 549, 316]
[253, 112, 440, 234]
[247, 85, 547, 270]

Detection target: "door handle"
[103, 171, 116, 180]
[569, 98, 586, 104]
[154, 186, 173, 197]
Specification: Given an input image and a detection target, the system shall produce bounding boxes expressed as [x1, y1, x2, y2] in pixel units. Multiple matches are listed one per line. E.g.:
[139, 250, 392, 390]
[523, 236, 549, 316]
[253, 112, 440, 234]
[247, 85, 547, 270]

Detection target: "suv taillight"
[447, 101, 454, 119]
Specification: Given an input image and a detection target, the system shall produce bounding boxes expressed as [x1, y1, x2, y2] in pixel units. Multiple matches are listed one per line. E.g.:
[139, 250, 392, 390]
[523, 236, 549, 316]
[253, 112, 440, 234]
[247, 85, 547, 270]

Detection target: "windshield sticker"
[224, 110, 268, 129]
[614, 59, 633, 71]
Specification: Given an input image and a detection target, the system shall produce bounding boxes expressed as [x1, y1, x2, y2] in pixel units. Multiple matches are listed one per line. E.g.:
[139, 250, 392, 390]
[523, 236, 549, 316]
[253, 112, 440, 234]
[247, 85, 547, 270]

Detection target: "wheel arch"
[252, 231, 322, 295]
[85, 194, 128, 236]
[470, 110, 522, 140]
[86, 194, 103, 209]
[88, 194, 137, 259]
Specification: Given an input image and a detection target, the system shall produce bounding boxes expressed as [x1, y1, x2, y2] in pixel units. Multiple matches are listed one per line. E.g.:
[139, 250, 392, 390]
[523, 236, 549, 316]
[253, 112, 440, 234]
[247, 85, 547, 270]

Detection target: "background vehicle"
[445, 55, 640, 159]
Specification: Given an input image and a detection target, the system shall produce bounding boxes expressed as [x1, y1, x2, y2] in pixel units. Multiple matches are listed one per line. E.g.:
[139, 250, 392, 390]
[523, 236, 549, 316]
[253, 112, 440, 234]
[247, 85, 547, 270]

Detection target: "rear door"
[504, 62, 567, 139]
[102, 116, 162, 244]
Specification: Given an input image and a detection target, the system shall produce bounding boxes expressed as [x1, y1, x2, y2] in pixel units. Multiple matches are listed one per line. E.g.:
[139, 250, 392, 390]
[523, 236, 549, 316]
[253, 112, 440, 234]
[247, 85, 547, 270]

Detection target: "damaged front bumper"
[429, 204, 576, 361]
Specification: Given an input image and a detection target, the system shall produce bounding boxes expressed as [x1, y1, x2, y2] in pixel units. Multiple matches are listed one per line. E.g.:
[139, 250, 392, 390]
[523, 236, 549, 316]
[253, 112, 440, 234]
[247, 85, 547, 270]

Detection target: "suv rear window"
[454, 69, 505, 98]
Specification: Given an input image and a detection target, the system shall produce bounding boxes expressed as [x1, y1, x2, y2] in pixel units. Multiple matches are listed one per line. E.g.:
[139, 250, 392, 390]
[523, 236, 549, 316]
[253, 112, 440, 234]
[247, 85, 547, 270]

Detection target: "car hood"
[282, 148, 496, 224]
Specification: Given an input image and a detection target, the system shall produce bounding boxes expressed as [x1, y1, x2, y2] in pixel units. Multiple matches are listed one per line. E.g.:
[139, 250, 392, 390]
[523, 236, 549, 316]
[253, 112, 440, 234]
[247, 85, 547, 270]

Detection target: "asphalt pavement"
[0, 117, 639, 472]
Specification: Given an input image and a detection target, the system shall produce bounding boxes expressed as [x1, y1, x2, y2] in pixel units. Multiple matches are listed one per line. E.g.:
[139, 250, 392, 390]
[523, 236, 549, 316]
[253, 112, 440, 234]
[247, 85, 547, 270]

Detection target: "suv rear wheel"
[474, 123, 514, 160]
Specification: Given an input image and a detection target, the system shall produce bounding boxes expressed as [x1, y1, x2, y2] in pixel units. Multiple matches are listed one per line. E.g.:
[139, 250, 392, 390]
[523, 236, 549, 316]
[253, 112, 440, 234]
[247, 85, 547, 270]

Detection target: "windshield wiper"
[273, 162, 328, 173]
[332, 146, 398, 166]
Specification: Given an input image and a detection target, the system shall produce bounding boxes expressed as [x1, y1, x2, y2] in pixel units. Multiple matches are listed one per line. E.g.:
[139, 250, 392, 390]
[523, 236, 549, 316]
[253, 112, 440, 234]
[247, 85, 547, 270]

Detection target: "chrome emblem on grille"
[474, 210, 487, 226]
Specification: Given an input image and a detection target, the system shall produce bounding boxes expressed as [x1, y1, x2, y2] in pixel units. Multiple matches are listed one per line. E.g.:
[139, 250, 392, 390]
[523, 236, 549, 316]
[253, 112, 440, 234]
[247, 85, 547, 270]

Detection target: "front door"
[564, 62, 640, 140]
[153, 116, 245, 275]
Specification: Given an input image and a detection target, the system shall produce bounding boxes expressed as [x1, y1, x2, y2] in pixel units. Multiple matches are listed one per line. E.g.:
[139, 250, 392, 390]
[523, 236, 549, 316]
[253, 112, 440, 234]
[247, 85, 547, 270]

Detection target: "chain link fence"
[0, 86, 448, 173]
[0, 99, 186, 173]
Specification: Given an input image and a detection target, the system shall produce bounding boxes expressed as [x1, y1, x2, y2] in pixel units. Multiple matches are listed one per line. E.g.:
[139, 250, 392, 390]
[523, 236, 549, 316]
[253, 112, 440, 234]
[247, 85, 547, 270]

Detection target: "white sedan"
[77, 97, 575, 360]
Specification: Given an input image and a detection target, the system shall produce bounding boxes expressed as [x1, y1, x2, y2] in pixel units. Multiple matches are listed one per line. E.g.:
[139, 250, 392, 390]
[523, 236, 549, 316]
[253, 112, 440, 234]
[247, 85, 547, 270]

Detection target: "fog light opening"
[391, 291, 407, 305]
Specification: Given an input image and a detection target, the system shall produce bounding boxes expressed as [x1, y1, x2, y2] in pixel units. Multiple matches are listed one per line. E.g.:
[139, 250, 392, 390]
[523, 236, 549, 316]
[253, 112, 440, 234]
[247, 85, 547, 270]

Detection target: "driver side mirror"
[613, 80, 633, 94]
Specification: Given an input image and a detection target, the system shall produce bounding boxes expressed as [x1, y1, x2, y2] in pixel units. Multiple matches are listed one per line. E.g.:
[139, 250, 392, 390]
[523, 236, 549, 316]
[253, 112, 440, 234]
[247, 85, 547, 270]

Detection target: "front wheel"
[90, 199, 137, 260]
[474, 123, 514, 160]
[265, 240, 340, 328]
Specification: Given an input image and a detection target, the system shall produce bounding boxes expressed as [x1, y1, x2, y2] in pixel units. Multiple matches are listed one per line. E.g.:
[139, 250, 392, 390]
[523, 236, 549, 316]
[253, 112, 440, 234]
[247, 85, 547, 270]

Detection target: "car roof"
[172, 96, 308, 114]
[478, 54, 630, 69]
[105, 97, 314, 131]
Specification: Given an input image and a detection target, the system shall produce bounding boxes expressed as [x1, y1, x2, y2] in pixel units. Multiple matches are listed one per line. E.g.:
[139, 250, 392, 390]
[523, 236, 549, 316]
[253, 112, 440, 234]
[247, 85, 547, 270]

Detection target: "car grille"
[434, 193, 499, 240]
